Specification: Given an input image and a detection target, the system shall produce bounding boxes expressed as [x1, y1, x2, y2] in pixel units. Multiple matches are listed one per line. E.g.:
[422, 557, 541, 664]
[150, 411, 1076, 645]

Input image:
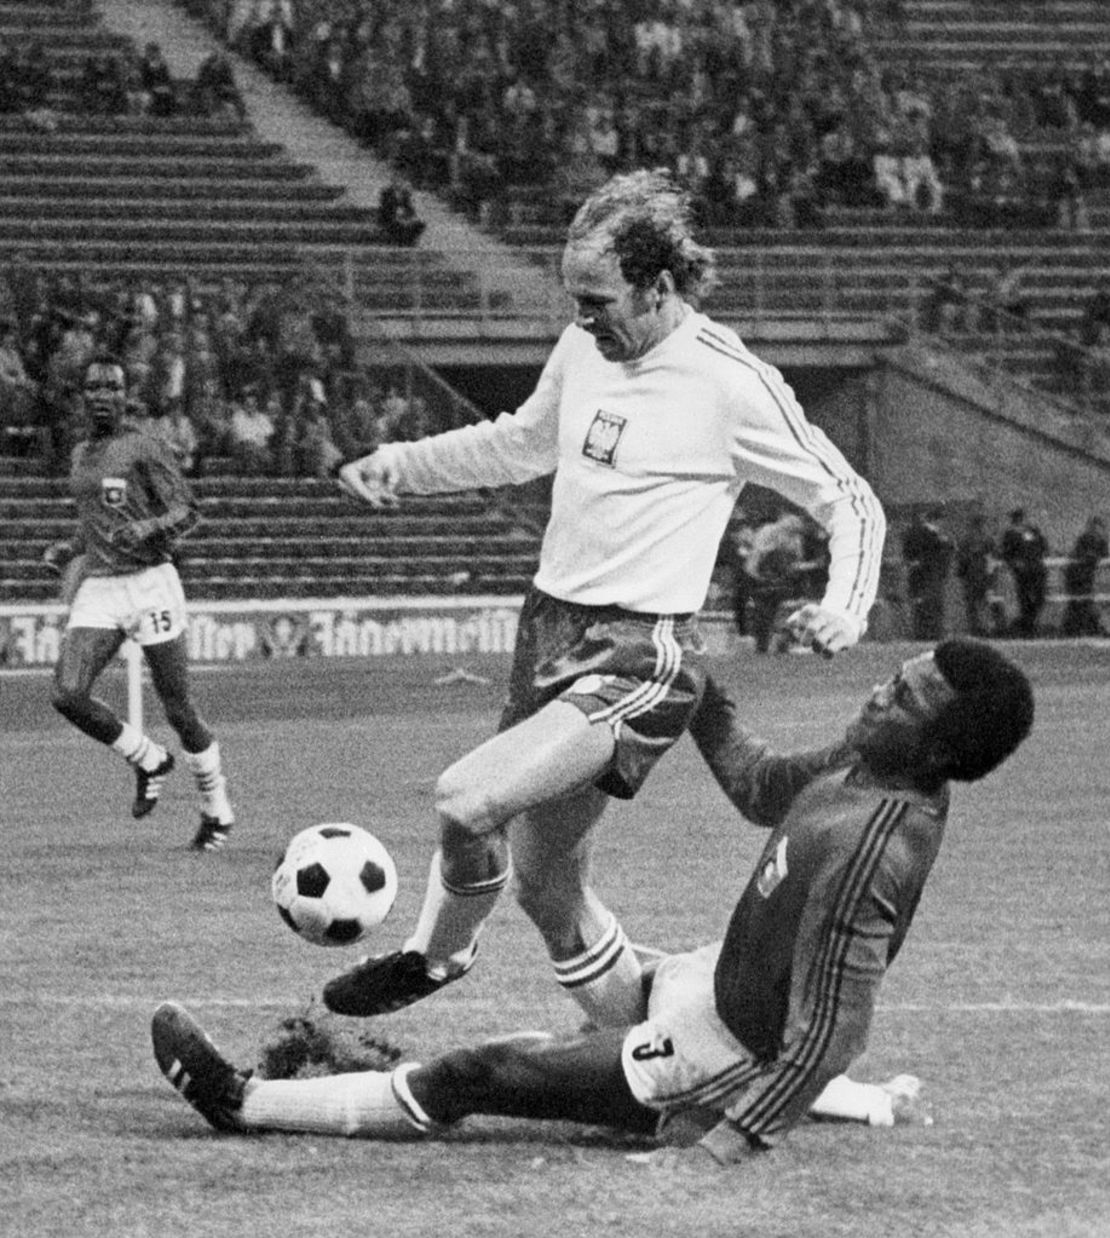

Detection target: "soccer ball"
[272, 823, 398, 947]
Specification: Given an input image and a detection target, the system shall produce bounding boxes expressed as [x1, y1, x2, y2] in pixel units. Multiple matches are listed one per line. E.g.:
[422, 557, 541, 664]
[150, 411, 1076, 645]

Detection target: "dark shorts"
[499, 587, 708, 799]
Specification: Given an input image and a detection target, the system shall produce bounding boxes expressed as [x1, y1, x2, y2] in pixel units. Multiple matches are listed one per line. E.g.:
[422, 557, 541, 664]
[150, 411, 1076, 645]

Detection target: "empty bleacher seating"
[0, 474, 541, 602]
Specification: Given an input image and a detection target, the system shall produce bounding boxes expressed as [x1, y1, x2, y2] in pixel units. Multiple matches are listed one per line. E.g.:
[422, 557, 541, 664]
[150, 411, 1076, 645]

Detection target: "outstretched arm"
[688, 675, 852, 828]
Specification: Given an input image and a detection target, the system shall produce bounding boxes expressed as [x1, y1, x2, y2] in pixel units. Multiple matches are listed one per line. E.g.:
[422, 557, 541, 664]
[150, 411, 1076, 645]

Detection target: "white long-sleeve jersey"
[377, 312, 886, 618]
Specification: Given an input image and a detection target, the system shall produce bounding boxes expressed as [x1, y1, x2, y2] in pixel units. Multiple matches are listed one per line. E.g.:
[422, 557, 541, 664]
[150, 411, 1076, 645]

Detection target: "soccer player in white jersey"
[324, 168, 887, 1024]
[152, 640, 1034, 1157]
[45, 355, 234, 851]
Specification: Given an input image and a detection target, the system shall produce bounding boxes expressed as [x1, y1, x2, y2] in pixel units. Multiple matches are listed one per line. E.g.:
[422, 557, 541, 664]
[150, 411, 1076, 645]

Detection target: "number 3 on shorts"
[629, 1031, 675, 1062]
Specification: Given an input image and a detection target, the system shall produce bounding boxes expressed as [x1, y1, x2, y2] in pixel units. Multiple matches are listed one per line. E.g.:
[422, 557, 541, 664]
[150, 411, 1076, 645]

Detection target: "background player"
[153, 639, 1032, 1162]
[325, 168, 886, 1029]
[45, 354, 234, 852]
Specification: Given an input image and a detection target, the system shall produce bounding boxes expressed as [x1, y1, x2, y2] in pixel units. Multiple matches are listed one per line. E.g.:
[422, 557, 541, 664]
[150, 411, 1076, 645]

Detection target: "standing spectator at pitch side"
[43, 355, 234, 851]
[743, 512, 809, 654]
[902, 506, 954, 640]
[955, 511, 998, 637]
[154, 640, 1033, 1160]
[326, 168, 886, 1029]
[1060, 515, 1108, 637]
[1000, 508, 1049, 638]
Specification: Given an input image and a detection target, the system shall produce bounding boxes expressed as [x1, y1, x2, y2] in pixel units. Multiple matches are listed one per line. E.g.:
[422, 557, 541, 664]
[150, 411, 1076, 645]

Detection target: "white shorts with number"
[621, 943, 759, 1113]
[67, 562, 188, 646]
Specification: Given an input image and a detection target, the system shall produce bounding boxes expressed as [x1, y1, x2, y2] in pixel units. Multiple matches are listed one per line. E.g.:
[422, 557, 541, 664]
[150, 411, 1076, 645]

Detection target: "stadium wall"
[871, 348, 1110, 551]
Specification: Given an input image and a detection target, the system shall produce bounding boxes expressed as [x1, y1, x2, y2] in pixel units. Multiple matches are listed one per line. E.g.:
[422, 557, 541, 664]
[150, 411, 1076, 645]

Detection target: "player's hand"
[784, 602, 863, 657]
[109, 518, 160, 552]
[335, 452, 399, 508]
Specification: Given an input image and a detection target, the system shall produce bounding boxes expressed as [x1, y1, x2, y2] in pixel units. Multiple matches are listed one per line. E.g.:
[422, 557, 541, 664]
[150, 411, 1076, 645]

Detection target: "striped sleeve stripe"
[734, 799, 908, 1135]
[589, 616, 682, 733]
[695, 327, 885, 618]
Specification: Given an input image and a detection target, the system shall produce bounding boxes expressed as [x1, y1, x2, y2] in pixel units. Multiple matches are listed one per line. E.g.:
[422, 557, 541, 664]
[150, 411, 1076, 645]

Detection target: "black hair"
[927, 639, 1034, 782]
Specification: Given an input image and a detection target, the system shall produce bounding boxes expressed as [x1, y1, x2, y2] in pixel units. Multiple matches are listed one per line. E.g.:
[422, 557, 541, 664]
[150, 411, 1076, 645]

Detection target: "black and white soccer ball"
[272, 823, 398, 947]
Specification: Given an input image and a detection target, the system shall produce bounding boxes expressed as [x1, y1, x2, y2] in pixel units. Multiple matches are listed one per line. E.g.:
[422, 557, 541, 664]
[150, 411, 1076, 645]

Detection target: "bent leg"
[511, 790, 646, 1025]
[145, 636, 232, 829]
[435, 698, 616, 865]
[143, 635, 211, 752]
[52, 627, 127, 742]
[509, 786, 609, 955]
[412, 1027, 657, 1134]
[238, 1031, 656, 1140]
[406, 701, 616, 974]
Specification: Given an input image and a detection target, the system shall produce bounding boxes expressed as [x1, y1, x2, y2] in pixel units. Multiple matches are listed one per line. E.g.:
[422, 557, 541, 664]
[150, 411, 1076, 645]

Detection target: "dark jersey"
[689, 680, 948, 1142]
[68, 427, 199, 576]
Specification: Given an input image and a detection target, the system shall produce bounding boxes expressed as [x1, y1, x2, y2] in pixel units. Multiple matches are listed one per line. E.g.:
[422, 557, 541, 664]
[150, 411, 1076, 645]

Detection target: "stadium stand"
[0, 474, 539, 602]
[0, 0, 504, 306]
[1, 0, 1107, 619]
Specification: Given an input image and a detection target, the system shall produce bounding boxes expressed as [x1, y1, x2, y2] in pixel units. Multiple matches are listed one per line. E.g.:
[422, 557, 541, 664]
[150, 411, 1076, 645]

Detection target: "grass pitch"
[1, 641, 1107, 1237]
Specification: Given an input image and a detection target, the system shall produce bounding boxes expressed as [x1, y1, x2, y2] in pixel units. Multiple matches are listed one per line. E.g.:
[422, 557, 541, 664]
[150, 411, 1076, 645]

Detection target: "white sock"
[239, 1064, 431, 1137]
[552, 911, 645, 1026]
[112, 723, 168, 772]
[809, 1076, 894, 1126]
[184, 742, 233, 823]
[404, 850, 509, 977]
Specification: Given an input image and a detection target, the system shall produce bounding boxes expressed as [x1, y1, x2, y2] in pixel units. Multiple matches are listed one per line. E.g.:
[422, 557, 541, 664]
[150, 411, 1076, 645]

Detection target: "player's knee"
[417, 1043, 509, 1123]
[51, 681, 89, 721]
[434, 767, 501, 836]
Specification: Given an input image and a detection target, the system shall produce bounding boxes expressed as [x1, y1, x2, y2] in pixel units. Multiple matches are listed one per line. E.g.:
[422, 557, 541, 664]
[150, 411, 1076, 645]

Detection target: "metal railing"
[300, 243, 926, 332]
[305, 242, 1110, 434]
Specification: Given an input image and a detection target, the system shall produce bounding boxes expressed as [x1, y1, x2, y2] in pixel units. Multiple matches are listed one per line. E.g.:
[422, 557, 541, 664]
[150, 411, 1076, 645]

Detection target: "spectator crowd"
[161, 0, 1110, 234]
[0, 35, 247, 124]
[0, 260, 435, 479]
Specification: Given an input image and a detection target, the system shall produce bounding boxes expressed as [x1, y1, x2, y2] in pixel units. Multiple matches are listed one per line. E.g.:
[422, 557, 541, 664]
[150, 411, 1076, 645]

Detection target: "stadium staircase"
[0, 473, 541, 604]
[3, 0, 1107, 605]
[0, 0, 544, 607]
[0, 0, 511, 313]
